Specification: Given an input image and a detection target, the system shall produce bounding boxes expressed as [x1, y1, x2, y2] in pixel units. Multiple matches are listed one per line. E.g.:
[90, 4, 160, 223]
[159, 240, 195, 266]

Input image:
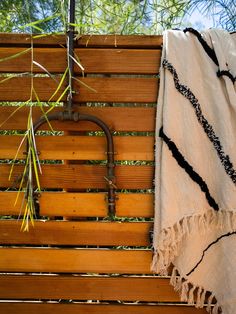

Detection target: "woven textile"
[152, 29, 236, 314]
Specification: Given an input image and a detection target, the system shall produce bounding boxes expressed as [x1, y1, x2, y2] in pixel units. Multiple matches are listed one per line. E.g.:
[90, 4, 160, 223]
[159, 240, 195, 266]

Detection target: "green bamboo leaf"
[14, 153, 29, 206]
[69, 53, 85, 72]
[48, 67, 68, 102]
[31, 147, 41, 191]
[0, 76, 14, 84]
[29, 25, 44, 32]
[39, 105, 55, 132]
[21, 203, 29, 232]
[21, 196, 35, 232]
[74, 51, 85, 77]
[0, 48, 31, 63]
[19, 13, 61, 30]
[29, 110, 42, 175]
[0, 99, 30, 128]
[73, 76, 97, 93]
[27, 114, 41, 190]
[17, 195, 25, 222]
[32, 32, 64, 39]
[33, 87, 55, 132]
[46, 85, 70, 114]
[55, 84, 70, 103]
[0, 73, 30, 84]
[33, 61, 58, 83]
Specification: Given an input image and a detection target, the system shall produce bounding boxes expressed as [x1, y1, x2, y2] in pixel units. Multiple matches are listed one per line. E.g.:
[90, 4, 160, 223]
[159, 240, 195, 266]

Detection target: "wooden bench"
[0, 33, 207, 313]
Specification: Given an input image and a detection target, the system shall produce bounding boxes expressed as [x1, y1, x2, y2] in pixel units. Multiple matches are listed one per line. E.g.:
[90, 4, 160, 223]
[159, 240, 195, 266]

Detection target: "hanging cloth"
[152, 29, 236, 314]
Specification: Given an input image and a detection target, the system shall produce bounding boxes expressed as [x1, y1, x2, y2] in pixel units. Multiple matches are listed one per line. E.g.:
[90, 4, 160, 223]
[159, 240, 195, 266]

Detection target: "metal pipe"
[32, 111, 116, 217]
[67, 0, 76, 112]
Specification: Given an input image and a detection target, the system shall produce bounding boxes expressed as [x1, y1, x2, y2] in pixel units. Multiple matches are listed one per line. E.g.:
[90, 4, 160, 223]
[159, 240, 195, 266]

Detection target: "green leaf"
[48, 67, 68, 102]
[33, 61, 58, 83]
[0, 100, 30, 128]
[73, 76, 97, 93]
[19, 13, 61, 30]
[33, 87, 55, 132]
[69, 53, 85, 72]
[0, 48, 31, 63]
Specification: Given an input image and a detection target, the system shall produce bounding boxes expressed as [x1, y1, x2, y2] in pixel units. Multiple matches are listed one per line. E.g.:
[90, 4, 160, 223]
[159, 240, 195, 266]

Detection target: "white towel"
[152, 29, 236, 314]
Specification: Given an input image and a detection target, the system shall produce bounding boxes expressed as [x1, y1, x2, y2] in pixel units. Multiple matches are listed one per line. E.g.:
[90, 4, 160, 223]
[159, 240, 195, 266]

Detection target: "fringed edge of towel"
[151, 209, 236, 275]
[169, 266, 221, 313]
[151, 209, 236, 313]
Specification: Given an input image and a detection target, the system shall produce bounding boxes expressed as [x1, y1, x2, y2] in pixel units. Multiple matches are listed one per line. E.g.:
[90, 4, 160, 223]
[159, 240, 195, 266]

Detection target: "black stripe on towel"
[183, 28, 236, 85]
[183, 28, 219, 66]
[159, 127, 219, 211]
[186, 231, 236, 276]
[217, 70, 236, 84]
[163, 59, 236, 185]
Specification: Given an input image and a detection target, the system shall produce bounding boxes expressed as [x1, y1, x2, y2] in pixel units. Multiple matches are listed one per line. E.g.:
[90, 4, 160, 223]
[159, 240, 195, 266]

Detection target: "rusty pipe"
[32, 110, 116, 217]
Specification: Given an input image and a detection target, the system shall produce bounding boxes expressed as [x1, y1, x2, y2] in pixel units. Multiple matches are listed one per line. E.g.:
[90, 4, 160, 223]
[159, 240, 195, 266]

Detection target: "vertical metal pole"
[67, 0, 76, 113]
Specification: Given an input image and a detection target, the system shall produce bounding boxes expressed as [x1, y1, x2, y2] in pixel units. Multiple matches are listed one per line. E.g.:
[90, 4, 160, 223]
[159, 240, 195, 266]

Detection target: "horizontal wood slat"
[0, 135, 154, 161]
[0, 107, 156, 131]
[0, 164, 154, 189]
[0, 192, 154, 217]
[0, 33, 163, 48]
[0, 248, 152, 274]
[0, 220, 151, 246]
[0, 48, 161, 74]
[0, 77, 158, 102]
[0, 33, 67, 47]
[0, 275, 178, 301]
[116, 193, 154, 217]
[0, 303, 207, 314]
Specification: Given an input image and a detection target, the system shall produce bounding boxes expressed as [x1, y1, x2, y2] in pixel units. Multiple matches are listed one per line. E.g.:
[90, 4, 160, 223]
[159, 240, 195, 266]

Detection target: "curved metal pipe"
[31, 110, 116, 217]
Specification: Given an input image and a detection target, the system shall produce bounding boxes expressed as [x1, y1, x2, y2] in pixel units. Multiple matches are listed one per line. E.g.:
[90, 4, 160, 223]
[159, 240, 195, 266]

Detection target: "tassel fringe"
[169, 267, 221, 313]
[151, 209, 236, 274]
[151, 209, 236, 313]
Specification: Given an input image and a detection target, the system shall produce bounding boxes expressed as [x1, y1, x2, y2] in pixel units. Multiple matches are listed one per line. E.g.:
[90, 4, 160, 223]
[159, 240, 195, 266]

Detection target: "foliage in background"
[0, 0, 63, 32]
[0, 0, 235, 34]
[187, 0, 235, 32]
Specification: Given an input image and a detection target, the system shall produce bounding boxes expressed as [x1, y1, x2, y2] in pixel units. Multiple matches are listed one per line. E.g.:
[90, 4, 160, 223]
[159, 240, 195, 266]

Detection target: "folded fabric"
[151, 29, 236, 314]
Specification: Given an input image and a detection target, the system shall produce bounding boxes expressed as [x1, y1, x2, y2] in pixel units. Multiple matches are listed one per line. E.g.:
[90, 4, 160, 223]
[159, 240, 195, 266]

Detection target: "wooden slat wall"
[0, 33, 207, 313]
